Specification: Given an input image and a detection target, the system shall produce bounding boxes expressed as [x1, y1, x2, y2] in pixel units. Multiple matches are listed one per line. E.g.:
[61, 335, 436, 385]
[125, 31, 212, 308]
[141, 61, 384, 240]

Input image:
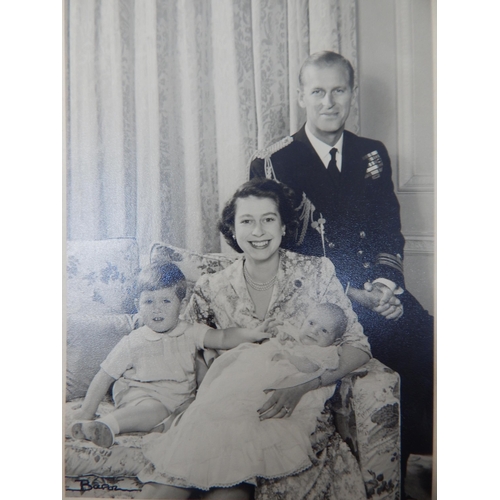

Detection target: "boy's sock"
[97, 413, 120, 436]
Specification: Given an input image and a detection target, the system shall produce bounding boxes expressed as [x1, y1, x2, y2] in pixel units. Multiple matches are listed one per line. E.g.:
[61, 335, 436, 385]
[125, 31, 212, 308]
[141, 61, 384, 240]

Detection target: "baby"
[264, 302, 347, 392]
[71, 262, 271, 448]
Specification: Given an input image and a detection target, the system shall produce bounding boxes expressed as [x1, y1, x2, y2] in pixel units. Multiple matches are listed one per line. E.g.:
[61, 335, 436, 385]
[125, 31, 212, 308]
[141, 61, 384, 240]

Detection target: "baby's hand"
[258, 318, 283, 336]
[276, 331, 295, 345]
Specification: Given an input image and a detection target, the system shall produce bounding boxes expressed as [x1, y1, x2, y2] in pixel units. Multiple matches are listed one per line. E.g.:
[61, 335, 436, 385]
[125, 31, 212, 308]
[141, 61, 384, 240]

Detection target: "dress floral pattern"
[181, 249, 370, 355]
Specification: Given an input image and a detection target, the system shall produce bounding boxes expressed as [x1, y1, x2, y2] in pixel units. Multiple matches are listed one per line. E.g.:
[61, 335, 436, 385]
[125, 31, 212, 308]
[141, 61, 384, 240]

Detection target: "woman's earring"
[232, 234, 236, 240]
[282, 227, 286, 236]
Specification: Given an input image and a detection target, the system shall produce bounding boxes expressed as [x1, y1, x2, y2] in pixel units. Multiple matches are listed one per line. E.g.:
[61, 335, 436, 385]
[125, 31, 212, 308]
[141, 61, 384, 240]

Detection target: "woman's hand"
[257, 384, 310, 420]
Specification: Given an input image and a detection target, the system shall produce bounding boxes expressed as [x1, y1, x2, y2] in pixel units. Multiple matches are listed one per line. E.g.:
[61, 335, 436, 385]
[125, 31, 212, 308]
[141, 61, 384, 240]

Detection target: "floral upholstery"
[149, 242, 237, 315]
[332, 359, 401, 499]
[65, 239, 140, 402]
[65, 239, 401, 499]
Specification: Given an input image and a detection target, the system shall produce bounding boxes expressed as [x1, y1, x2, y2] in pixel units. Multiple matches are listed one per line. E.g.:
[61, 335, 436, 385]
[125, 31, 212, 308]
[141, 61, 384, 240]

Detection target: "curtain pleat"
[309, 0, 340, 53]
[156, 0, 184, 255]
[287, 0, 309, 135]
[118, 0, 138, 239]
[178, 0, 218, 253]
[68, 0, 100, 240]
[252, 0, 289, 149]
[134, 0, 162, 255]
[211, 0, 249, 213]
[66, 0, 359, 254]
[339, 0, 359, 134]
[96, 0, 127, 238]
[232, 0, 258, 173]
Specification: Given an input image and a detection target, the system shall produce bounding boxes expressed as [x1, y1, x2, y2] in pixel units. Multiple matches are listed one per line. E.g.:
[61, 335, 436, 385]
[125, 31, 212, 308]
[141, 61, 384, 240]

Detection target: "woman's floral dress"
[139, 250, 371, 499]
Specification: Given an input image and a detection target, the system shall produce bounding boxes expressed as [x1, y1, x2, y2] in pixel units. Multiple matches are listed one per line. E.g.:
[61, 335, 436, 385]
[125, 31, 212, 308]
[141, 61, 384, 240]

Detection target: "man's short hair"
[299, 51, 355, 90]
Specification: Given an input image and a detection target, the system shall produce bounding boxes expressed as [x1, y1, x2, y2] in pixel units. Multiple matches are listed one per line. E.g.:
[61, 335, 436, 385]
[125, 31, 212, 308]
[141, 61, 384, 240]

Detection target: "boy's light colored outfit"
[101, 322, 208, 411]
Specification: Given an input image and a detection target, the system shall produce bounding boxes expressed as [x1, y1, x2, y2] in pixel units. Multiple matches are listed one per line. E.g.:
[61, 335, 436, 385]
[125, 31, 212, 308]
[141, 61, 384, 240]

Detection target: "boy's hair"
[136, 262, 187, 302]
[317, 302, 348, 339]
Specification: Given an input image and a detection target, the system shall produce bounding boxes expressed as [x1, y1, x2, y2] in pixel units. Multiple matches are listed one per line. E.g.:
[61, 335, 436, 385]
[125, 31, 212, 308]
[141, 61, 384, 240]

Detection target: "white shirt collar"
[142, 323, 185, 341]
[305, 123, 344, 170]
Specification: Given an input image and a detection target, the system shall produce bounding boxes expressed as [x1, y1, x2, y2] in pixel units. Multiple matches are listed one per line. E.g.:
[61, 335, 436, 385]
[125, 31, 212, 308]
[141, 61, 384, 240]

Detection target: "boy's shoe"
[72, 420, 115, 448]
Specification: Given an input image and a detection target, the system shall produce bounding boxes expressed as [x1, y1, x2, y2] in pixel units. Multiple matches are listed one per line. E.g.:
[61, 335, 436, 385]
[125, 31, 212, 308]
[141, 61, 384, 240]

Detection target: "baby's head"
[299, 303, 347, 347]
[134, 262, 187, 334]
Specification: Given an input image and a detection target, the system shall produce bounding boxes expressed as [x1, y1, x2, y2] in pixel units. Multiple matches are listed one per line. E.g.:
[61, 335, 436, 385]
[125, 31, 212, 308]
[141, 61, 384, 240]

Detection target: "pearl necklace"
[243, 264, 277, 291]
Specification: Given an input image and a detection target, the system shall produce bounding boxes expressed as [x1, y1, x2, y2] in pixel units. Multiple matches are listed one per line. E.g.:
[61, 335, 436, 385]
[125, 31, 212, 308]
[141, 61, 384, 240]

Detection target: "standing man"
[249, 51, 433, 481]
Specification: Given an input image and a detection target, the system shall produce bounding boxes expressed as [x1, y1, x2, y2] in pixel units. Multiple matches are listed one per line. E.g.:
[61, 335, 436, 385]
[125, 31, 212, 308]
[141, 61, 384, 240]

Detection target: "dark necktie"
[327, 148, 338, 171]
[327, 147, 340, 182]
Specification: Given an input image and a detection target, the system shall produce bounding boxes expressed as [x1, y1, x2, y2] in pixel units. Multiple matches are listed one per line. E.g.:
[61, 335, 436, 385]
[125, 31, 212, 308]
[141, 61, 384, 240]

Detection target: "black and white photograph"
[63, 1, 436, 499]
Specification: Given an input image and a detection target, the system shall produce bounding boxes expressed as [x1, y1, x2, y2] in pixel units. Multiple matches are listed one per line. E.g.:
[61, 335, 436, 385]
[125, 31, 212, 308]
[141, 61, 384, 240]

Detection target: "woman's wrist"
[317, 370, 337, 389]
[299, 377, 321, 394]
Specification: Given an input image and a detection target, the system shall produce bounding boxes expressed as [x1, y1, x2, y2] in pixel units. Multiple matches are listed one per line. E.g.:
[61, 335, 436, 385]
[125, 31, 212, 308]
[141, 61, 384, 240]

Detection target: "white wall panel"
[357, 0, 435, 314]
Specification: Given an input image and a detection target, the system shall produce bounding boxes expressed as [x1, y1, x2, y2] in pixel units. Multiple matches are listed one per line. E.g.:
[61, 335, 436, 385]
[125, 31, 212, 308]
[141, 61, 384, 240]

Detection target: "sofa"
[64, 238, 401, 499]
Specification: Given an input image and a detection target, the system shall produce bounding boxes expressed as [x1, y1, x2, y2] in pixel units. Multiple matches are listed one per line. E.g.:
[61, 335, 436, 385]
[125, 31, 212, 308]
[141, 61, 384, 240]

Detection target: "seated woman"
[138, 179, 371, 500]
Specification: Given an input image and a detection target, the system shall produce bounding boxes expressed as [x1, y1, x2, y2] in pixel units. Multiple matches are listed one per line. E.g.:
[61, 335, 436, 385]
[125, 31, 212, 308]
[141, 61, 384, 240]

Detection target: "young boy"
[72, 262, 271, 448]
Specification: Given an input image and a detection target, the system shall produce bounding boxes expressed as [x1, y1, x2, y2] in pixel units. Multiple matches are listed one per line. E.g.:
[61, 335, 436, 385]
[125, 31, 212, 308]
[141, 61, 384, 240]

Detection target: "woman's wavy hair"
[218, 178, 299, 253]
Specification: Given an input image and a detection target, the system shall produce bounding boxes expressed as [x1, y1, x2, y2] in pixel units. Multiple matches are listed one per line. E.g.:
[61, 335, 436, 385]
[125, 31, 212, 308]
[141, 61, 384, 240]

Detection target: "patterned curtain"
[66, 0, 359, 257]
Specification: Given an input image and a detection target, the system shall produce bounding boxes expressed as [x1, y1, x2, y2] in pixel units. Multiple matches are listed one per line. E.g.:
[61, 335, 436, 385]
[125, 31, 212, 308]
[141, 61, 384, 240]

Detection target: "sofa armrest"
[331, 358, 401, 498]
[66, 313, 135, 401]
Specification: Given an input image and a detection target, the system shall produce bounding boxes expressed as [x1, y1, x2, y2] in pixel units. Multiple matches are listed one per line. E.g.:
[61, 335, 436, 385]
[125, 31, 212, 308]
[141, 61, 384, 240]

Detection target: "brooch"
[311, 214, 327, 257]
[363, 150, 383, 179]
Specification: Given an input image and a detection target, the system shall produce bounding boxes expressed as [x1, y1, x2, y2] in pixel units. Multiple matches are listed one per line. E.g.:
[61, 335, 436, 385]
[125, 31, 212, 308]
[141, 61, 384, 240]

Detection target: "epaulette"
[251, 136, 294, 160]
[248, 136, 294, 181]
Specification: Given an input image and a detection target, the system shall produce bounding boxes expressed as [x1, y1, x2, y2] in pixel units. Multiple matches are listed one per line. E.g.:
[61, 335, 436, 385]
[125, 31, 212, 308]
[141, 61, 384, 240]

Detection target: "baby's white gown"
[139, 339, 337, 490]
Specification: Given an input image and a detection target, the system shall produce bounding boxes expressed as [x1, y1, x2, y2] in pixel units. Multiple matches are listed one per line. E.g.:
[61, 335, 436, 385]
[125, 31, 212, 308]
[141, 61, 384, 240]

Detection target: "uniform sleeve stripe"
[375, 253, 404, 274]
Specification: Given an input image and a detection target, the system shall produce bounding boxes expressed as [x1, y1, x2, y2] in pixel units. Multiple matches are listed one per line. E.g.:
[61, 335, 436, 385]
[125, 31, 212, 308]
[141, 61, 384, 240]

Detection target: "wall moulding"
[404, 234, 434, 255]
[394, 0, 435, 193]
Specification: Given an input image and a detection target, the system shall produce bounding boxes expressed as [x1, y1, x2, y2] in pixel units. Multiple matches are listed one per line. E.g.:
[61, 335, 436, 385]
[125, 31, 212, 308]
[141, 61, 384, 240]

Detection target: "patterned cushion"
[149, 242, 236, 283]
[150, 242, 237, 315]
[66, 239, 140, 315]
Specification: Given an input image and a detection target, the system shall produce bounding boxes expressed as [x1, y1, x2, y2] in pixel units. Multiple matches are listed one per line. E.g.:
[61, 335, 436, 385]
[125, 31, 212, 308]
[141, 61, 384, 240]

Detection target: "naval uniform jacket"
[249, 126, 405, 291]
